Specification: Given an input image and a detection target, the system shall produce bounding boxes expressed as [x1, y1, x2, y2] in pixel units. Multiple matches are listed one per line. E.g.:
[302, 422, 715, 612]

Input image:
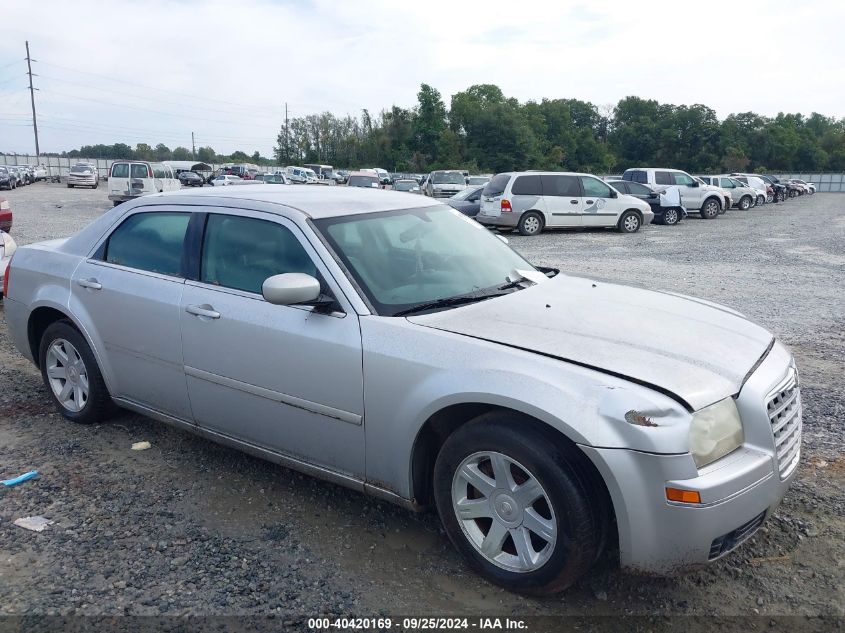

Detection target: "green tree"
[413, 83, 447, 168]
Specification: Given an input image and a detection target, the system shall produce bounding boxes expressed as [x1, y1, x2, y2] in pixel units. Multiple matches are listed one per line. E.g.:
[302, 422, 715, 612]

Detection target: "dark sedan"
[608, 180, 685, 225]
[445, 186, 483, 217]
[178, 171, 205, 187]
[0, 167, 15, 190]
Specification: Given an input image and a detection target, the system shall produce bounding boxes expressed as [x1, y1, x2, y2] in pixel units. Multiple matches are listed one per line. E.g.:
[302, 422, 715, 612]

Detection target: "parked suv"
[622, 168, 723, 219]
[479, 172, 653, 235]
[424, 170, 468, 198]
[67, 163, 99, 189]
[698, 176, 758, 210]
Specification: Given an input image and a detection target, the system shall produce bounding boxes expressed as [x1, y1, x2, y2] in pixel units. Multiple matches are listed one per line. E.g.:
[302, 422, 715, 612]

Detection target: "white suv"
[622, 168, 724, 219]
[478, 171, 653, 236]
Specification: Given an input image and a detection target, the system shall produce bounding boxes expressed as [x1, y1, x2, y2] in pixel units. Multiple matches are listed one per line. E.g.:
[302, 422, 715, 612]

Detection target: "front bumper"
[582, 341, 800, 573]
[68, 176, 97, 186]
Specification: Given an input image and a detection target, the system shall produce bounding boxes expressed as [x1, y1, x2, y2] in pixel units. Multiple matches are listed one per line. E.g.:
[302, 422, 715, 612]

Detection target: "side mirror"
[262, 273, 321, 306]
[609, 189, 618, 198]
[689, 181, 699, 187]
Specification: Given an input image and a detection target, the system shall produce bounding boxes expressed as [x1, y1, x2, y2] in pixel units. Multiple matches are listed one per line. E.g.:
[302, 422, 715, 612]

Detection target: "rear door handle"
[186, 304, 220, 319]
[570, 199, 579, 204]
[77, 278, 102, 290]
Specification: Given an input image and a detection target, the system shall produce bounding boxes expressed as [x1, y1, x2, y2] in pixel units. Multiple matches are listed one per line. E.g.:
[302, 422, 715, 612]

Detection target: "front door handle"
[186, 304, 221, 319]
[78, 278, 102, 290]
[585, 200, 595, 204]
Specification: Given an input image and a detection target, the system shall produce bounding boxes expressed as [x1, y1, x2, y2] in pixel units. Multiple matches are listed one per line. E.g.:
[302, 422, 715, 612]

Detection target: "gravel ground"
[0, 183, 843, 622]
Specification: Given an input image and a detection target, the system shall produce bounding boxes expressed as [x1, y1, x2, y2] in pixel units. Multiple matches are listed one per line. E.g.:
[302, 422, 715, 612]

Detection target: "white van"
[108, 161, 181, 206]
[478, 171, 653, 235]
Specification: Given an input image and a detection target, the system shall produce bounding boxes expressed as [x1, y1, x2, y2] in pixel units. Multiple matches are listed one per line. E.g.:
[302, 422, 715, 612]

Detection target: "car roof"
[348, 171, 379, 177]
[623, 167, 686, 172]
[140, 184, 441, 219]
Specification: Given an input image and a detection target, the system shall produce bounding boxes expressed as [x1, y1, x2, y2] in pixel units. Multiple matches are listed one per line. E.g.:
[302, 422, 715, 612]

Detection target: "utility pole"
[191, 132, 196, 161]
[25, 41, 40, 159]
[284, 102, 289, 164]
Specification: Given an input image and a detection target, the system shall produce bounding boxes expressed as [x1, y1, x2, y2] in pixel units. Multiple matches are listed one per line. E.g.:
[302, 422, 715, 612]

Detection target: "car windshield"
[348, 176, 378, 187]
[432, 172, 465, 185]
[467, 177, 489, 185]
[394, 181, 417, 191]
[71, 166, 92, 173]
[314, 206, 535, 316]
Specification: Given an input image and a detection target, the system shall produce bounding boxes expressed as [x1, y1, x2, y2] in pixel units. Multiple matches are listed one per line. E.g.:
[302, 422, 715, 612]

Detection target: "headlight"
[689, 397, 744, 468]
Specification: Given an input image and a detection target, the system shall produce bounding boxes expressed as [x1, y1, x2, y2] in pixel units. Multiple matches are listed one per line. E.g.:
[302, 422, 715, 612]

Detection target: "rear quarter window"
[131, 164, 149, 178]
[511, 175, 542, 196]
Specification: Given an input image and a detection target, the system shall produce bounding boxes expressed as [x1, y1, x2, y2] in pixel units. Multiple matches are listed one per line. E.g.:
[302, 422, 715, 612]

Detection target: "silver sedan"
[3, 186, 800, 593]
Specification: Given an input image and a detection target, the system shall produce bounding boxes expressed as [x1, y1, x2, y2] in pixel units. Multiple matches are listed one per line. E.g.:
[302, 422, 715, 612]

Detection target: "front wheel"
[67, 184, 73, 189]
[757, 194, 765, 206]
[699, 198, 720, 219]
[739, 196, 752, 210]
[433, 414, 604, 595]
[39, 321, 114, 424]
[662, 207, 680, 226]
[618, 210, 641, 233]
[517, 212, 544, 236]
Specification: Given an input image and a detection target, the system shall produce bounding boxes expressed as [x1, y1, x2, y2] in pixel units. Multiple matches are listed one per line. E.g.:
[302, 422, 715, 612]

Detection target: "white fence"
[0, 154, 288, 179]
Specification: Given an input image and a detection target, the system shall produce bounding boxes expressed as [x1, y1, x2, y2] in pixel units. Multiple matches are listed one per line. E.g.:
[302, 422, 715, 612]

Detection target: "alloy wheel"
[452, 451, 557, 573]
[623, 214, 640, 232]
[45, 339, 89, 413]
[664, 209, 678, 225]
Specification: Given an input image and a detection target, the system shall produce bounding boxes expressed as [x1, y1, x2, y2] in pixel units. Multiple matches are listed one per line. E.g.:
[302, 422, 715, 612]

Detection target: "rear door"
[509, 174, 546, 223]
[130, 162, 153, 197]
[479, 173, 511, 218]
[69, 209, 193, 419]
[541, 174, 583, 226]
[109, 162, 130, 199]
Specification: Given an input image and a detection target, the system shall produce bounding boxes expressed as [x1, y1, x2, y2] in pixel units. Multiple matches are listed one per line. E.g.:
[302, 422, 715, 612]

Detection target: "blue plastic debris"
[1, 470, 40, 487]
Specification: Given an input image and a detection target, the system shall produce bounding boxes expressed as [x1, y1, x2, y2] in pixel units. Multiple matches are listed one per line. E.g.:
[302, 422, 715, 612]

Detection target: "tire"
[517, 212, 543, 236]
[433, 413, 603, 595]
[662, 207, 680, 226]
[113, 201, 122, 207]
[618, 210, 641, 233]
[39, 320, 115, 424]
[766, 193, 774, 204]
[739, 196, 752, 210]
[756, 194, 765, 207]
[699, 198, 720, 219]
[93, 181, 98, 189]
[67, 184, 73, 188]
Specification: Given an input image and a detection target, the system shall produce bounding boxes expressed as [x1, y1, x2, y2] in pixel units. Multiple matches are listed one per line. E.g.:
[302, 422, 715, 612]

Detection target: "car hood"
[407, 275, 774, 411]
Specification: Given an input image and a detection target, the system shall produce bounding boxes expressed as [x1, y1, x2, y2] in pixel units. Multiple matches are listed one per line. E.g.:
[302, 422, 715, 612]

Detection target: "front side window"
[201, 215, 317, 295]
[672, 172, 695, 186]
[105, 212, 190, 276]
[541, 175, 581, 197]
[580, 176, 613, 198]
[315, 206, 535, 316]
[719, 178, 735, 188]
[511, 175, 543, 196]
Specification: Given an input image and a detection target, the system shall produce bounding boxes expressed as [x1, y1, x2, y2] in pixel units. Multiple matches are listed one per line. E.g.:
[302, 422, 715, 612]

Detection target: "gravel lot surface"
[1, 183, 843, 623]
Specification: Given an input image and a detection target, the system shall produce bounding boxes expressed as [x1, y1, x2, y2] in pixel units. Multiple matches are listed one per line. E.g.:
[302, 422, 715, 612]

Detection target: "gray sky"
[1, 0, 843, 157]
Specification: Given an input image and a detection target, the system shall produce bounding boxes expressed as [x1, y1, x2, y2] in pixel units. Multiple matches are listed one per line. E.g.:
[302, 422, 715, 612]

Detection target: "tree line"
[274, 84, 845, 174]
[17, 83, 845, 174]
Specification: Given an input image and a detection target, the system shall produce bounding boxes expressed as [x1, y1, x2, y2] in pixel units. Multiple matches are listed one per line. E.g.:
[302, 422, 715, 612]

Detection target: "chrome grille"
[766, 372, 801, 479]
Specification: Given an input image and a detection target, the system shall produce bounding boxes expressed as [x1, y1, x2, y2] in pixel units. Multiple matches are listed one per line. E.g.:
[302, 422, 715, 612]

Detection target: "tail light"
[0, 199, 9, 210]
[3, 253, 11, 297]
[501, 199, 512, 212]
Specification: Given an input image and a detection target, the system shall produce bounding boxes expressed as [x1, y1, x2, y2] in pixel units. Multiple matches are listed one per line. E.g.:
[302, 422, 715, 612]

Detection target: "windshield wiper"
[393, 291, 509, 317]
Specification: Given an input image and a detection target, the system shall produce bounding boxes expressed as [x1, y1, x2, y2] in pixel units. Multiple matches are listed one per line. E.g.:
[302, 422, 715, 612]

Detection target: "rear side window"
[201, 215, 317, 295]
[111, 163, 129, 178]
[655, 171, 673, 185]
[627, 182, 652, 195]
[511, 175, 542, 196]
[105, 212, 190, 277]
[131, 164, 149, 178]
[541, 175, 581, 197]
[482, 173, 511, 197]
[622, 170, 647, 183]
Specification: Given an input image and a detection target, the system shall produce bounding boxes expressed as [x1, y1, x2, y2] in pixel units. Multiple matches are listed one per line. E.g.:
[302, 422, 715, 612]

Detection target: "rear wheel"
[618, 210, 641, 233]
[517, 212, 543, 236]
[739, 196, 752, 210]
[433, 414, 604, 595]
[699, 198, 720, 219]
[67, 184, 73, 188]
[39, 321, 114, 424]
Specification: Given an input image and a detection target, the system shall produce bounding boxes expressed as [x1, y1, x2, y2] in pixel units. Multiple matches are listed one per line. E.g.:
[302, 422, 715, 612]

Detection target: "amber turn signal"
[665, 487, 702, 504]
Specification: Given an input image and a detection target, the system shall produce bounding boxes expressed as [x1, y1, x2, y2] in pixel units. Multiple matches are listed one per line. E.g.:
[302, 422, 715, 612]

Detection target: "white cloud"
[0, 0, 843, 156]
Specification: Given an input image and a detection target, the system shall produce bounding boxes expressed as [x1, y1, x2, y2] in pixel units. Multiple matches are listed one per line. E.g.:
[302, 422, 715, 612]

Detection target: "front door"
[179, 210, 365, 478]
[541, 174, 583, 227]
[69, 210, 193, 420]
[579, 175, 619, 227]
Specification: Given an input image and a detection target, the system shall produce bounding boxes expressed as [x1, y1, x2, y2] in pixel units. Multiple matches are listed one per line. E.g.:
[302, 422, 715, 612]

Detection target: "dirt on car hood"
[407, 274, 774, 411]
